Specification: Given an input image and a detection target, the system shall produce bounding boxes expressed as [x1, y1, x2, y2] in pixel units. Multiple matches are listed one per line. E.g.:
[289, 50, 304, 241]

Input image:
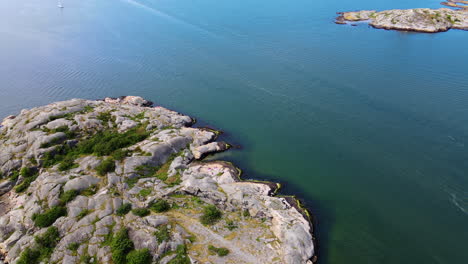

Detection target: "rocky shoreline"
[0, 96, 316, 264]
[336, 6, 468, 32]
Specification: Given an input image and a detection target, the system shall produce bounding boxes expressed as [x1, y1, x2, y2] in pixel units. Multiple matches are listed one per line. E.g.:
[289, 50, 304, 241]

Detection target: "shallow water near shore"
[1, 0, 468, 263]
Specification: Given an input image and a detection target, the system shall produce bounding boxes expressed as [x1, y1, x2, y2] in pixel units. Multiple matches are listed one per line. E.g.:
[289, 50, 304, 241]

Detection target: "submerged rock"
[0, 96, 315, 263]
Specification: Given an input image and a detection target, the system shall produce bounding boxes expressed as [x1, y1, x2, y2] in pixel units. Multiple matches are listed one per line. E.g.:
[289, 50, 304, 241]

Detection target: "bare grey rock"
[64, 176, 100, 192]
[0, 181, 14, 196]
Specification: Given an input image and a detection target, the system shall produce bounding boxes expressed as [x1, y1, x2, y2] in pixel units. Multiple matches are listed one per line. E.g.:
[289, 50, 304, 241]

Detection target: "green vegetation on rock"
[78, 126, 149, 156]
[138, 188, 152, 198]
[59, 189, 79, 204]
[95, 158, 116, 176]
[41, 125, 150, 172]
[167, 244, 190, 264]
[67, 242, 80, 251]
[200, 204, 222, 225]
[110, 228, 135, 264]
[16, 248, 41, 264]
[154, 225, 170, 243]
[132, 208, 150, 217]
[14, 167, 38, 193]
[17, 227, 61, 264]
[126, 248, 152, 264]
[96, 111, 114, 124]
[81, 185, 98, 196]
[9, 169, 20, 181]
[116, 203, 132, 216]
[112, 149, 130, 161]
[32, 206, 67, 227]
[77, 209, 92, 220]
[57, 156, 78, 171]
[149, 199, 170, 213]
[225, 220, 238, 231]
[80, 255, 97, 264]
[208, 245, 230, 256]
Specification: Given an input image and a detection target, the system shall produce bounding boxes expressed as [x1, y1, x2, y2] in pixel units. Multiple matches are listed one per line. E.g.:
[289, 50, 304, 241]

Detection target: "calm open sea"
[1, 0, 467, 263]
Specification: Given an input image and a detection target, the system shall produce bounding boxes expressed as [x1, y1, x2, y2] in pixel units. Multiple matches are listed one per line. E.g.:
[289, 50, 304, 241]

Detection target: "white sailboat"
[57, 0, 64, 8]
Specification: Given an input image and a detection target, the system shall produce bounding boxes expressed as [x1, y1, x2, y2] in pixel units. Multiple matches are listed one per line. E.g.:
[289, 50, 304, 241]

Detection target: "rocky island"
[0, 96, 315, 264]
[336, 3, 468, 32]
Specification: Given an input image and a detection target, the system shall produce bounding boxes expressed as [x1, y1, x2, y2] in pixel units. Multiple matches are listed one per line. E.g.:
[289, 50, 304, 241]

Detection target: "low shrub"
[57, 156, 77, 171]
[16, 247, 40, 264]
[20, 167, 36, 178]
[116, 203, 132, 216]
[32, 206, 67, 227]
[132, 208, 150, 217]
[67, 242, 80, 251]
[41, 125, 149, 171]
[14, 177, 36, 193]
[96, 112, 113, 123]
[9, 170, 20, 181]
[200, 205, 222, 225]
[95, 158, 116, 176]
[112, 149, 129, 161]
[59, 189, 79, 204]
[17, 227, 61, 264]
[243, 209, 250, 218]
[14, 167, 39, 193]
[77, 126, 149, 157]
[125, 177, 139, 189]
[225, 220, 238, 231]
[35, 227, 60, 248]
[111, 228, 134, 264]
[126, 248, 152, 264]
[149, 200, 170, 213]
[167, 244, 190, 264]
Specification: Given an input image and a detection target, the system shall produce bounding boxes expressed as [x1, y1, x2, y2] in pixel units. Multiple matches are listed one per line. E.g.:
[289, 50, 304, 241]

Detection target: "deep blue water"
[1, 0, 467, 263]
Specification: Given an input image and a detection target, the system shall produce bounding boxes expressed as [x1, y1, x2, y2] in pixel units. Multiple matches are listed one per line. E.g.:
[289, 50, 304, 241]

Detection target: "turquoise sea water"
[1, 0, 467, 263]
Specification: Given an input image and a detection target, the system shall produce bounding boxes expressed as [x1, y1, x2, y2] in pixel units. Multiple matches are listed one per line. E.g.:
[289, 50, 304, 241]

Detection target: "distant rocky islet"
[336, 1, 468, 32]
